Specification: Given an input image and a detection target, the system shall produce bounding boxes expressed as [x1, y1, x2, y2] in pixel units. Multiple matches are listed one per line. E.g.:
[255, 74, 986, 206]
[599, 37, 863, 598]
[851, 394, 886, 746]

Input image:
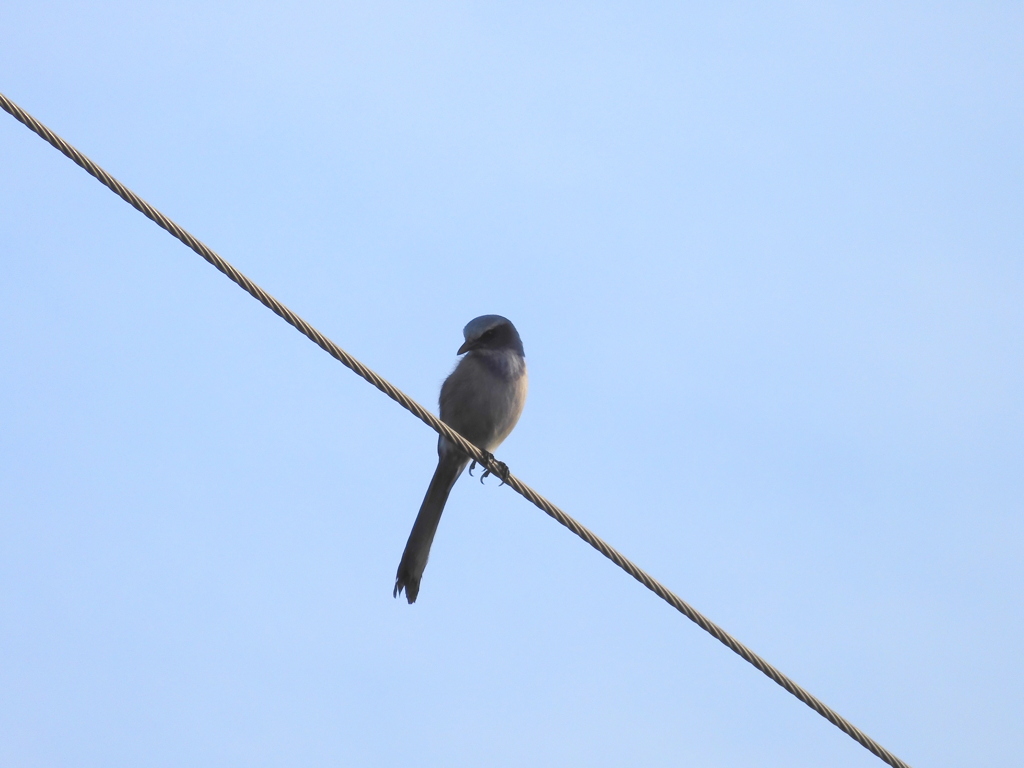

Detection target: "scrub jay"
[394, 315, 528, 603]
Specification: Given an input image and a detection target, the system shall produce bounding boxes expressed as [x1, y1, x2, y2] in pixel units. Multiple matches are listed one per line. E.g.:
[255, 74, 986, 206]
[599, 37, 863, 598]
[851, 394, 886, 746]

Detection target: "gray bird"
[394, 315, 528, 603]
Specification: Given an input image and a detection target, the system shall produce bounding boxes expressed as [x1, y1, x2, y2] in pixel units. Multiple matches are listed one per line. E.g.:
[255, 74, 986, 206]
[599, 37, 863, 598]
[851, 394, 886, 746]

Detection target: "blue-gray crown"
[463, 314, 511, 341]
[459, 315, 524, 357]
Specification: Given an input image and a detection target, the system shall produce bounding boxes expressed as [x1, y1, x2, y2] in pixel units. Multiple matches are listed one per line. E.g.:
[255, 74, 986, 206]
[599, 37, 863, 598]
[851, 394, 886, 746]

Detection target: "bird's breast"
[439, 352, 527, 452]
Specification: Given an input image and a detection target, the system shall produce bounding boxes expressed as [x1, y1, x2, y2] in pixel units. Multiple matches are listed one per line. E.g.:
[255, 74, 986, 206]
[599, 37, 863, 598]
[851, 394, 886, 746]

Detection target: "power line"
[1, 90, 912, 768]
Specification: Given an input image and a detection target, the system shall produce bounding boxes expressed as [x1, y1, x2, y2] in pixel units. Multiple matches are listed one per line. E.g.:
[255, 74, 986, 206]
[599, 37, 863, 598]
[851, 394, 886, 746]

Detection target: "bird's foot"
[479, 452, 510, 485]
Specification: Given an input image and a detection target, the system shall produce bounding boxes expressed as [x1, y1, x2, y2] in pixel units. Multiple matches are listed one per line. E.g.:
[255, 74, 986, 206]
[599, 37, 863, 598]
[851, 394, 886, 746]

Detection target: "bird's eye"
[480, 329, 496, 342]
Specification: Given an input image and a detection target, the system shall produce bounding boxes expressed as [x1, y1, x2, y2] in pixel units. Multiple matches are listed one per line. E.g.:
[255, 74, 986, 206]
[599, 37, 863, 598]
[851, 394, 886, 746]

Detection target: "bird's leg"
[468, 460, 477, 476]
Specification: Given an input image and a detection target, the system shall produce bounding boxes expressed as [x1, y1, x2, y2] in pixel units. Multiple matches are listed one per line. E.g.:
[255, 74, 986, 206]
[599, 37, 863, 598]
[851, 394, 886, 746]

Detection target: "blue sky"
[1, 3, 1021, 766]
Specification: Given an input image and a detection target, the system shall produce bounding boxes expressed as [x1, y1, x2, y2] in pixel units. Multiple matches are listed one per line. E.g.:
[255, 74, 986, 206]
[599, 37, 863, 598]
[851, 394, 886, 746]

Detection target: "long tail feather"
[394, 451, 468, 603]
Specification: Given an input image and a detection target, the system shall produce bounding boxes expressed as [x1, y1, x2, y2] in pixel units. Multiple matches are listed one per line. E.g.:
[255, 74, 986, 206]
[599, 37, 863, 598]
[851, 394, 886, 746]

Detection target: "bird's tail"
[394, 450, 468, 603]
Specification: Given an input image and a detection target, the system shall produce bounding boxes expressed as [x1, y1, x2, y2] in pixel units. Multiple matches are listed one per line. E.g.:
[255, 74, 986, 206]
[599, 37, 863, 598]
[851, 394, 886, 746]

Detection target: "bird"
[394, 315, 528, 603]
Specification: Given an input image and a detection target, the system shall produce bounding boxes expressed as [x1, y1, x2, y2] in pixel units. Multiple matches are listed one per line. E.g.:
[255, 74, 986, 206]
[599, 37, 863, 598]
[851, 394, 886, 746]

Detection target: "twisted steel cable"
[1, 90, 911, 768]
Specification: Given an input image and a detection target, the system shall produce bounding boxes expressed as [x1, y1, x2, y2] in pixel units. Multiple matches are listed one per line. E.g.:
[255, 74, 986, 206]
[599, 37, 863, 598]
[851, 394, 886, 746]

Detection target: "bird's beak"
[457, 339, 474, 355]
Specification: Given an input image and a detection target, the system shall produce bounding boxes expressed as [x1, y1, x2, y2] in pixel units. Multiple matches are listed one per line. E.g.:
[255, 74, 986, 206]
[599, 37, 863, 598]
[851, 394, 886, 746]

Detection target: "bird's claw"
[479, 452, 509, 485]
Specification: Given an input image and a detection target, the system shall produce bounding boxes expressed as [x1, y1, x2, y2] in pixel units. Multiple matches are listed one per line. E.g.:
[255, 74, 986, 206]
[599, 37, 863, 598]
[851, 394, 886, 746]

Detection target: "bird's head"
[458, 315, 525, 357]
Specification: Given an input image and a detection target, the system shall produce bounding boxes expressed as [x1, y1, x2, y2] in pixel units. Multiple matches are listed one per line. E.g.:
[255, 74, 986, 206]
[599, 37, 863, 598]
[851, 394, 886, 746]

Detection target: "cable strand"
[1, 90, 911, 768]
